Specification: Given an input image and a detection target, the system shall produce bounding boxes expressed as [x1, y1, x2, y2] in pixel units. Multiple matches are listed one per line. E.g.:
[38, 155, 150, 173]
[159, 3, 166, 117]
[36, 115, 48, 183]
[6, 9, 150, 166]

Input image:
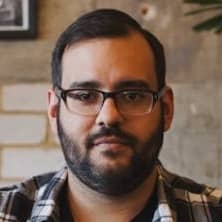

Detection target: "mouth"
[90, 136, 134, 159]
[93, 136, 129, 146]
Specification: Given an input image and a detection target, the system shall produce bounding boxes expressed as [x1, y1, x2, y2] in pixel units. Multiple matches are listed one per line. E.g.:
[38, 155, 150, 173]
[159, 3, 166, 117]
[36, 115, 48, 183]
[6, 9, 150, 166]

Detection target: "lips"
[93, 136, 129, 146]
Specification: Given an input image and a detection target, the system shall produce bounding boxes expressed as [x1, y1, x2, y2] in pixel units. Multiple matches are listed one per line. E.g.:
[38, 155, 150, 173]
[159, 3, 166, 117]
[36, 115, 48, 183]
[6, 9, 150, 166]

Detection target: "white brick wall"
[2, 84, 51, 111]
[0, 83, 61, 186]
[1, 147, 65, 178]
[0, 114, 47, 144]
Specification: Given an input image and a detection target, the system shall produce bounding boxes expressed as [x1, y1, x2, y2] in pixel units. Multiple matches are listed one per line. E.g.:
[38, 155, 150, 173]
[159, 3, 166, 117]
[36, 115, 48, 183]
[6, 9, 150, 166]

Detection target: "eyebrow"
[114, 80, 151, 90]
[68, 81, 102, 89]
[68, 80, 151, 90]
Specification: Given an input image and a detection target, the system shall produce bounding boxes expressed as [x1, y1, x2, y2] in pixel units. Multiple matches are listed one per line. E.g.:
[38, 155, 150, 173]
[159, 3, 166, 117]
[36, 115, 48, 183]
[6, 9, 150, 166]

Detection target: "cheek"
[124, 107, 162, 142]
[59, 106, 95, 143]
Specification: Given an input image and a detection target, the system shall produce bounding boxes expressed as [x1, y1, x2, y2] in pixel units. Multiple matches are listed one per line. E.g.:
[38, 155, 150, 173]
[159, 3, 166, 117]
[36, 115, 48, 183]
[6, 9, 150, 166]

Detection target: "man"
[0, 9, 221, 222]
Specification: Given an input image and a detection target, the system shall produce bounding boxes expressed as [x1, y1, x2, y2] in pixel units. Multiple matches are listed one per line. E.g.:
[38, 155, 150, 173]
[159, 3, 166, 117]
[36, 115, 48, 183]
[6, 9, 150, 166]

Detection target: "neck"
[67, 168, 157, 222]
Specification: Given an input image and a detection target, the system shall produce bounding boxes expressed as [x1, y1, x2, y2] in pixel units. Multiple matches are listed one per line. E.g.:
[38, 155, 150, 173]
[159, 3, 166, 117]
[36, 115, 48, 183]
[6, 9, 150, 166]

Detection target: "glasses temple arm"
[157, 86, 167, 99]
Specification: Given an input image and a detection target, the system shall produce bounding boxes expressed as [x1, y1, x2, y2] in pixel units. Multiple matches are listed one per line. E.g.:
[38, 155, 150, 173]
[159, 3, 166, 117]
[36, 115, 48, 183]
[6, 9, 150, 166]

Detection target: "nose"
[95, 98, 124, 127]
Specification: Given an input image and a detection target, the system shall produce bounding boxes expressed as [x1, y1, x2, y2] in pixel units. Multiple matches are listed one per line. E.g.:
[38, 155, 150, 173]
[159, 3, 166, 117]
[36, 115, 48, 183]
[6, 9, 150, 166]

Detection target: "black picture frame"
[0, 0, 37, 39]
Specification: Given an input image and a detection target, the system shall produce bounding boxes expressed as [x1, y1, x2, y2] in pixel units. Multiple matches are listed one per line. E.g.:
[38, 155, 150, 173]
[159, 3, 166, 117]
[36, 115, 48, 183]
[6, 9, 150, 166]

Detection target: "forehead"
[61, 32, 157, 90]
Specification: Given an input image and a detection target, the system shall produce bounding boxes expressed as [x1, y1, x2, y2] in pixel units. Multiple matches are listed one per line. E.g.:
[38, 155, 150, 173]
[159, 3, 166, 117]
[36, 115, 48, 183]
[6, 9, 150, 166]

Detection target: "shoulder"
[158, 162, 222, 221]
[164, 169, 222, 202]
[0, 171, 56, 197]
[0, 171, 56, 221]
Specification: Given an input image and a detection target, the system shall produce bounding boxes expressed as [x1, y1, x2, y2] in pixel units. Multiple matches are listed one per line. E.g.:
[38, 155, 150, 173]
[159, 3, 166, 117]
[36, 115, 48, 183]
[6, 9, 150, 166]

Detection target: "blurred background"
[0, 0, 221, 186]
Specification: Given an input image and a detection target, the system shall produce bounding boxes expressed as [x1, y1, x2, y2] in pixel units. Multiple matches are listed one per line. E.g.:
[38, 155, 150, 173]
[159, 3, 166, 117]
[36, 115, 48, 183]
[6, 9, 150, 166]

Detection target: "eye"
[67, 90, 99, 104]
[122, 91, 146, 102]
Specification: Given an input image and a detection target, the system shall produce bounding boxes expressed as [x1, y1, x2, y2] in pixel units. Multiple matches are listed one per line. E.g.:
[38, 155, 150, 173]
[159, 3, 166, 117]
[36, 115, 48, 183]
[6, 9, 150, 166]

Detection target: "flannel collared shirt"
[0, 162, 222, 222]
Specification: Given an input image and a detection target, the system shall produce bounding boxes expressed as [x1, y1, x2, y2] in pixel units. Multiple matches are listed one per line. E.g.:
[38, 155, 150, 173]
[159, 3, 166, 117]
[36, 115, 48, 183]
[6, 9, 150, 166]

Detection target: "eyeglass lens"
[65, 89, 154, 115]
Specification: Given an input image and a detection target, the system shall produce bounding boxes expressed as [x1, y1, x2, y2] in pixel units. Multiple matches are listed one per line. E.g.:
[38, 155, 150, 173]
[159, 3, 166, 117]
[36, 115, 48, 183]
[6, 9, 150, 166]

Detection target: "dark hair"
[51, 9, 166, 89]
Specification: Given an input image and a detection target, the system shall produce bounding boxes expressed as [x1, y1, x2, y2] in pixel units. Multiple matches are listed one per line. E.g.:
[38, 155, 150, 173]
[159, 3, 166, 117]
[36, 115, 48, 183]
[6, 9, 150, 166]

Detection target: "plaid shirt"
[0, 162, 222, 222]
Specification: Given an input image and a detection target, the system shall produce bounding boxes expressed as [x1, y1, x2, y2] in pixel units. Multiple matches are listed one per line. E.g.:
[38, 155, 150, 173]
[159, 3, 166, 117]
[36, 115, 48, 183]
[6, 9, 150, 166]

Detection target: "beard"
[57, 109, 164, 196]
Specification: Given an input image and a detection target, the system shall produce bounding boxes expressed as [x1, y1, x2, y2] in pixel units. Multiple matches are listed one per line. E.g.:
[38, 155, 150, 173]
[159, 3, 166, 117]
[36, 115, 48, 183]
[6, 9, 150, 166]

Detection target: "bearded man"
[0, 9, 221, 222]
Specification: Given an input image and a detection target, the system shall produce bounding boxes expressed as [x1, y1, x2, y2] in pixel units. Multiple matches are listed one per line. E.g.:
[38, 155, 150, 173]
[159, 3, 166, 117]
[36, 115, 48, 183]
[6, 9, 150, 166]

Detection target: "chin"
[95, 158, 131, 174]
[89, 149, 133, 171]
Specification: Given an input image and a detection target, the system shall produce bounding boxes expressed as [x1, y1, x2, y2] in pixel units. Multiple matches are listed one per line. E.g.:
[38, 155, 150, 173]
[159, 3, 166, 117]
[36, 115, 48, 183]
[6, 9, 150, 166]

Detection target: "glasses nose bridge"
[101, 91, 117, 104]
[95, 90, 124, 126]
[98, 91, 120, 115]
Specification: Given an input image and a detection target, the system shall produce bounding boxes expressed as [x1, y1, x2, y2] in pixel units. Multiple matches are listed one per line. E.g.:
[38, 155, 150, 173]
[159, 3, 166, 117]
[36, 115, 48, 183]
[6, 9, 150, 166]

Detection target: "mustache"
[85, 126, 138, 149]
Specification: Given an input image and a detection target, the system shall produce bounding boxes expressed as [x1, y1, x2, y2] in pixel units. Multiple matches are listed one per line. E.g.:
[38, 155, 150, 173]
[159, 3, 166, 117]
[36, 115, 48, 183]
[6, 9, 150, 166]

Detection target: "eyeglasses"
[55, 86, 165, 116]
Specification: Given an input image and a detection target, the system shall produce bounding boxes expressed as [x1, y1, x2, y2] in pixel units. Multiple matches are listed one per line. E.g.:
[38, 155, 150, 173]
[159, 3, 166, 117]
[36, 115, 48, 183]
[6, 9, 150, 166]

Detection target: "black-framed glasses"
[55, 86, 165, 116]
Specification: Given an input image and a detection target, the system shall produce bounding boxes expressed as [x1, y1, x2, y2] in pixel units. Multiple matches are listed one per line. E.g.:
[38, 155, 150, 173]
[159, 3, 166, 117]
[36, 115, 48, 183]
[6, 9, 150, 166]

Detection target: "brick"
[0, 115, 46, 144]
[0, 180, 22, 187]
[1, 147, 65, 178]
[2, 83, 51, 111]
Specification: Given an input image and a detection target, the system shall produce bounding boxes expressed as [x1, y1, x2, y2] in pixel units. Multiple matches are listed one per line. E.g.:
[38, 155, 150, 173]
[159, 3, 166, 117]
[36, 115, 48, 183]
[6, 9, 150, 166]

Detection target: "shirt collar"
[30, 163, 176, 222]
[30, 167, 68, 222]
[152, 162, 176, 222]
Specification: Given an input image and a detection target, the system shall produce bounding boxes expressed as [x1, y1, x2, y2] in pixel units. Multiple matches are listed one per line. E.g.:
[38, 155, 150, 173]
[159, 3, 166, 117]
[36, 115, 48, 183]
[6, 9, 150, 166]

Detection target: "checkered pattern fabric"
[0, 162, 222, 221]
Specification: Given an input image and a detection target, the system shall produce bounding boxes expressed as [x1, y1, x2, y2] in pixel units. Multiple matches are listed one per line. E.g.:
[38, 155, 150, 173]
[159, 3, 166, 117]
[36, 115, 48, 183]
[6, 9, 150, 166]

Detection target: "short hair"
[51, 9, 166, 90]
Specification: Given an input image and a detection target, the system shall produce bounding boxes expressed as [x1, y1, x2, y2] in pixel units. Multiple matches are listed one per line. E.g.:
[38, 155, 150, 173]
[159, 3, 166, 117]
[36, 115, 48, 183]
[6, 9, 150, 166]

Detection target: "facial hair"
[57, 110, 164, 196]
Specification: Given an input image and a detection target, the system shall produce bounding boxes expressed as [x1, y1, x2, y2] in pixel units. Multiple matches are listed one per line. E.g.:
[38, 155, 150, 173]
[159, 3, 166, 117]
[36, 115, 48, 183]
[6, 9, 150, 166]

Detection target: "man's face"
[48, 32, 173, 196]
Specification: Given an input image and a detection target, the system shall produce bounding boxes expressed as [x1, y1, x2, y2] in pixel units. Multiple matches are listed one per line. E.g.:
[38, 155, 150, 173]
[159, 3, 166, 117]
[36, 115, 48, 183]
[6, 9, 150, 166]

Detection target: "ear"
[161, 86, 174, 131]
[47, 88, 59, 134]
